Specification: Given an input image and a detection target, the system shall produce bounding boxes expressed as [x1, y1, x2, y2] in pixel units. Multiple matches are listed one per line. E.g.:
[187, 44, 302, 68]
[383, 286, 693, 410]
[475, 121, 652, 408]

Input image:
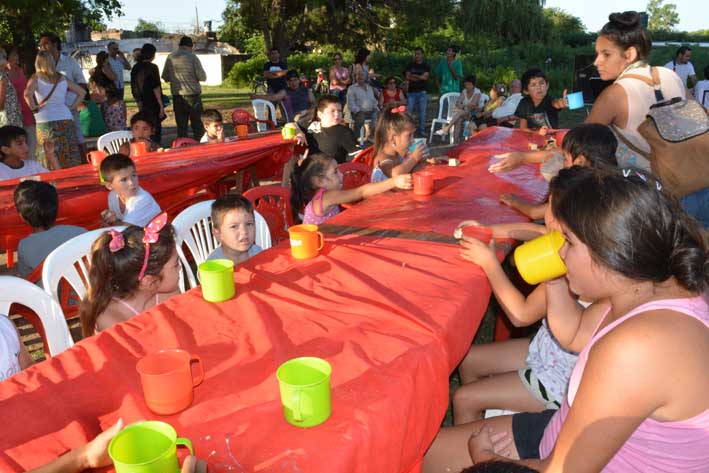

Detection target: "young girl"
[290, 152, 412, 225]
[79, 213, 180, 337]
[370, 104, 430, 183]
[434, 75, 481, 141]
[424, 167, 709, 473]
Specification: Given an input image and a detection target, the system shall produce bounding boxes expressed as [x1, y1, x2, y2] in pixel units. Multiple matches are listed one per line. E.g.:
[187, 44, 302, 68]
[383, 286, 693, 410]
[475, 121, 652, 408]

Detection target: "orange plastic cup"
[130, 141, 148, 157]
[288, 224, 325, 259]
[461, 225, 493, 244]
[88, 150, 106, 168]
[136, 349, 204, 415]
[413, 171, 434, 196]
[236, 124, 249, 139]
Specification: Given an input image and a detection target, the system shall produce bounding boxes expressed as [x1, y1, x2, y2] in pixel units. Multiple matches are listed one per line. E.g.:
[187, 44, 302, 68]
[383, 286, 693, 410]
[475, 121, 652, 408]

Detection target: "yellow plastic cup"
[282, 124, 298, 140]
[276, 357, 332, 428]
[197, 259, 235, 302]
[109, 420, 193, 473]
[513, 230, 567, 285]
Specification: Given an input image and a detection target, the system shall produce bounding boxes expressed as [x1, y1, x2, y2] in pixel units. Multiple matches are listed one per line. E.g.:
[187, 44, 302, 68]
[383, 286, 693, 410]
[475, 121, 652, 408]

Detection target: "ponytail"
[289, 153, 332, 223]
[373, 104, 416, 159]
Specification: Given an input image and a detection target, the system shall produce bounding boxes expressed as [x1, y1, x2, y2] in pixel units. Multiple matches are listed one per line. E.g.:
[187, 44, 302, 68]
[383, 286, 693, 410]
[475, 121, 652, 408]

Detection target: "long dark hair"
[373, 103, 416, 160]
[551, 167, 708, 293]
[79, 224, 175, 337]
[290, 153, 333, 222]
[599, 11, 651, 61]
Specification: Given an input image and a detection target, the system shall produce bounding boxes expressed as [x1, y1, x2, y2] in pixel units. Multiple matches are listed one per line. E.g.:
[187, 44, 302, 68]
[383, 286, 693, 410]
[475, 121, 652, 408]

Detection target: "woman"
[89, 51, 126, 131]
[423, 166, 709, 473]
[297, 94, 358, 164]
[328, 52, 351, 106]
[378, 76, 406, 108]
[5, 46, 37, 159]
[0, 50, 22, 127]
[471, 83, 507, 131]
[24, 50, 85, 169]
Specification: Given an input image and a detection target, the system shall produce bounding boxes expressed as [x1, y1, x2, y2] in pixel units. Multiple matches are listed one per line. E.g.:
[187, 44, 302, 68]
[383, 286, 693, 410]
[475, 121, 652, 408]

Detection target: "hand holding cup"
[393, 173, 413, 190]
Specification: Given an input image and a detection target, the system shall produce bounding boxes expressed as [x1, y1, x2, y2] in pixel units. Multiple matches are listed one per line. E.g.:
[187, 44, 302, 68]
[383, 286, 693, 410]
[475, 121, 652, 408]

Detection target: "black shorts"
[511, 409, 556, 459]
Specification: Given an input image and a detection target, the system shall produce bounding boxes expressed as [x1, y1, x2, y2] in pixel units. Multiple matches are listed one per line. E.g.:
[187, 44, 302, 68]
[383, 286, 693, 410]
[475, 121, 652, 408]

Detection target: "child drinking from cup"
[100, 153, 161, 227]
[514, 68, 567, 135]
[499, 124, 618, 220]
[291, 152, 412, 224]
[370, 104, 431, 183]
[79, 213, 180, 337]
[201, 109, 225, 144]
[207, 194, 263, 264]
[118, 112, 161, 156]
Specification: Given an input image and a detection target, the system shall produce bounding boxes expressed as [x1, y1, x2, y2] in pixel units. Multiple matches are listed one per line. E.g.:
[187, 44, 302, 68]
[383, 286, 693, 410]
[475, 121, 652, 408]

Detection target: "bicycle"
[253, 76, 268, 95]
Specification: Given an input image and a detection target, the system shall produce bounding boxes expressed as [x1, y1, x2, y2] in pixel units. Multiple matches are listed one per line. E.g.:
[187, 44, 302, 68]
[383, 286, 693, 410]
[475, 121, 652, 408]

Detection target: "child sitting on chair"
[14, 180, 86, 277]
[201, 109, 225, 144]
[100, 153, 161, 227]
[207, 194, 263, 264]
[514, 68, 567, 135]
[118, 112, 161, 156]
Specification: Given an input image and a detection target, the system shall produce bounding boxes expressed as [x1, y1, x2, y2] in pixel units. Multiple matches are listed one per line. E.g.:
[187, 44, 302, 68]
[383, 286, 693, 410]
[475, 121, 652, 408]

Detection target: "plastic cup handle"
[176, 437, 194, 456]
[292, 389, 303, 422]
[316, 232, 325, 251]
[190, 355, 204, 387]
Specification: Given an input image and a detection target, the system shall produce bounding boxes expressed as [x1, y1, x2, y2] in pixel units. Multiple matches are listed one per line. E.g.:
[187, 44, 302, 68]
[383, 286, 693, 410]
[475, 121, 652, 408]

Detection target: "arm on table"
[488, 150, 553, 173]
[499, 194, 548, 220]
[455, 221, 546, 242]
[322, 174, 412, 209]
[386, 143, 429, 177]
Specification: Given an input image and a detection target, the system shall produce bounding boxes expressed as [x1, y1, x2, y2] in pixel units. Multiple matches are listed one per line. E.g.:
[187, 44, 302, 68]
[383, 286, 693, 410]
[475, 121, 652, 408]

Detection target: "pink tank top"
[539, 296, 709, 472]
[303, 188, 340, 225]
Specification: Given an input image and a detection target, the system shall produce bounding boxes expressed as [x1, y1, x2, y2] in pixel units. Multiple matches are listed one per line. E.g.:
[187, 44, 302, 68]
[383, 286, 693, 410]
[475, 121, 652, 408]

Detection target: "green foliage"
[647, 0, 680, 31]
[457, 0, 548, 45]
[135, 18, 163, 34]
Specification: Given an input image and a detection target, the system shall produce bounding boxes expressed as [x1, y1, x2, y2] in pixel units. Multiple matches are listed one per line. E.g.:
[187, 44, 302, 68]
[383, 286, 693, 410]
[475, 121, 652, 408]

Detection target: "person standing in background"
[664, 46, 697, 91]
[106, 41, 131, 101]
[434, 45, 463, 96]
[5, 46, 37, 158]
[404, 47, 431, 138]
[131, 43, 164, 145]
[263, 48, 288, 94]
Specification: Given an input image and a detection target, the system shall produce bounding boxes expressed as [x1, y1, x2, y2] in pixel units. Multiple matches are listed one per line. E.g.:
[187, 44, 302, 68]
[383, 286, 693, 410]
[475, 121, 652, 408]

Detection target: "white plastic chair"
[97, 130, 133, 154]
[172, 200, 272, 289]
[479, 93, 490, 109]
[251, 99, 282, 132]
[429, 92, 460, 144]
[0, 276, 73, 356]
[42, 227, 125, 306]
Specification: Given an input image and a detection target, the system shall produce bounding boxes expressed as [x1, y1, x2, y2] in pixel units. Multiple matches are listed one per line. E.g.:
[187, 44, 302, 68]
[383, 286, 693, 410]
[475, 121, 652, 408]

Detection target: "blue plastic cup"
[408, 138, 427, 154]
[566, 91, 584, 110]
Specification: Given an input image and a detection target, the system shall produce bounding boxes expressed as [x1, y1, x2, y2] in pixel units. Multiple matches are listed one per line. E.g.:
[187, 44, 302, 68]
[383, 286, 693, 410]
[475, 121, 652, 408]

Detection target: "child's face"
[205, 121, 223, 138]
[392, 123, 415, 157]
[526, 77, 548, 102]
[214, 208, 256, 254]
[0, 135, 29, 161]
[464, 81, 475, 91]
[318, 103, 342, 128]
[106, 167, 139, 199]
[317, 159, 343, 191]
[131, 120, 153, 141]
[156, 248, 181, 293]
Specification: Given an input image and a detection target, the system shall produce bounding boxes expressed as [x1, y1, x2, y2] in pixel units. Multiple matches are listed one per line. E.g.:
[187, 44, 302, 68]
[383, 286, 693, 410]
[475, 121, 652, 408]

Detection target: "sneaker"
[434, 128, 448, 136]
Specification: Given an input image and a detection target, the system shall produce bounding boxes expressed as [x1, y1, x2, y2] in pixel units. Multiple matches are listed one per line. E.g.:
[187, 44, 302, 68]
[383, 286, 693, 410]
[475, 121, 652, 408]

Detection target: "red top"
[382, 88, 402, 105]
[8, 67, 35, 126]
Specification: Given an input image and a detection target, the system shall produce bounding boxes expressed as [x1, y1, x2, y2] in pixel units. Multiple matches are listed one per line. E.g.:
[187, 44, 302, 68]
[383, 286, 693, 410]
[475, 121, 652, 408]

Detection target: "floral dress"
[0, 72, 23, 127]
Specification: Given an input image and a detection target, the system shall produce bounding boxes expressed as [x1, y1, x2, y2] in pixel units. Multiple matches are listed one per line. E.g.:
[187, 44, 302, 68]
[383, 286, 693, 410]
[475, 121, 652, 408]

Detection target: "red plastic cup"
[413, 171, 434, 196]
[88, 150, 106, 168]
[130, 141, 148, 157]
[236, 124, 249, 139]
[136, 349, 204, 415]
[461, 225, 493, 244]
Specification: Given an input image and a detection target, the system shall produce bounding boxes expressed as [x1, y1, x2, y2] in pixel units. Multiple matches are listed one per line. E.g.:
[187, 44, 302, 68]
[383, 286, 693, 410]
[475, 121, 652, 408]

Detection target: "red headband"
[138, 212, 168, 281]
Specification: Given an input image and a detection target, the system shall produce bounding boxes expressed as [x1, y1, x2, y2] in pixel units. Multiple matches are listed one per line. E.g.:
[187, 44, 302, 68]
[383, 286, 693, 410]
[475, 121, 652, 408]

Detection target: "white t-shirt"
[694, 79, 709, 107]
[492, 93, 523, 119]
[0, 160, 49, 181]
[206, 244, 263, 262]
[0, 315, 22, 382]
[108, 187, 161, 226]
[56, 54, 86, 107]
[664, 60, 695, 88]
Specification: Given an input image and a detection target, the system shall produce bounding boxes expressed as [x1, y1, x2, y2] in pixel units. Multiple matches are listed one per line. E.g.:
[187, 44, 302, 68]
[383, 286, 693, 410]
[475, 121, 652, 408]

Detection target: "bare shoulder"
[96, 302, 132, 332]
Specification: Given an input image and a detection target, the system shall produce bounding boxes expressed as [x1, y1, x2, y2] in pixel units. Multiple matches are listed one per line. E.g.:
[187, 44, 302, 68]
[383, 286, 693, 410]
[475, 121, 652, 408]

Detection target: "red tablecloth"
[325, 127, 549, 236]
[0, 235, 489, 473]
[0, 133, 293, 265]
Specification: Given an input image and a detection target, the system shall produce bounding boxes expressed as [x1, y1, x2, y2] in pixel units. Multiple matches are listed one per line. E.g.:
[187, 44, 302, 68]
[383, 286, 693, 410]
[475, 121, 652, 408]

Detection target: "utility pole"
[195, 6, 200, 34]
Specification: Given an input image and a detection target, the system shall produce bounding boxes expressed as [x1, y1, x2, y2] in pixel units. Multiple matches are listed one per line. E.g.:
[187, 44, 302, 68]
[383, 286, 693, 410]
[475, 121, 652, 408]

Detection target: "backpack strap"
[610, 124, 651, 160]
[620, 67, 665, 102]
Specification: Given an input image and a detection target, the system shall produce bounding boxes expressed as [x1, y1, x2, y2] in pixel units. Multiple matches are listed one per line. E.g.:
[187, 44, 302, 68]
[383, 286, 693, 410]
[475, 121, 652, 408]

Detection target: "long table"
[0, 133, 293, 266]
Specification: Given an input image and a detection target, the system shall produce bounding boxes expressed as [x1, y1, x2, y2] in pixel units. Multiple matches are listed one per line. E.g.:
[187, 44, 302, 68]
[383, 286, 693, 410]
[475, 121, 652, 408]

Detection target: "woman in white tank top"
[23, 50, 85, 169]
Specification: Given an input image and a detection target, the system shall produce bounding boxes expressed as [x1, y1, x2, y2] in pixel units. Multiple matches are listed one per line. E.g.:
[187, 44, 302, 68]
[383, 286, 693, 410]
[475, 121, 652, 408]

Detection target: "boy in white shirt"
[207, 194, 263, 264]
[200, 109, 225, 144]
[0, 126, 59, 181]
[694, 65, 709, 108]
[100, 154, 161, 227]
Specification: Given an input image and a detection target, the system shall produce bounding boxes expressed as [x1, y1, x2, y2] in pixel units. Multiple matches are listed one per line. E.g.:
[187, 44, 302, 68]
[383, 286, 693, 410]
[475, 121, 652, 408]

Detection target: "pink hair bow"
[391, 105, 407, 114]
[108, 229, 125, 252]
[138, 212, 168, 281]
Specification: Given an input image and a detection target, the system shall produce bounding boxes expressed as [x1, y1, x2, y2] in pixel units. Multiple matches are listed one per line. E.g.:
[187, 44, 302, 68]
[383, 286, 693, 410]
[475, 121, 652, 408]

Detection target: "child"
[14, 180, 86, 277]
[514, 68, 567, 134]
[499, 123, 618, 220]
[290, 152, 412, 225]
[201, 109, 225, 144]
[100, 153, 161, 227]
[118, 112, 160, 156]
[434, 75, 481, 140]
[79, 213, 180, 337]
[1, 314, 33, 381]
[0, 125, 58, 180]
[370, 104, 431, 183]
[207, 194, 263, 264]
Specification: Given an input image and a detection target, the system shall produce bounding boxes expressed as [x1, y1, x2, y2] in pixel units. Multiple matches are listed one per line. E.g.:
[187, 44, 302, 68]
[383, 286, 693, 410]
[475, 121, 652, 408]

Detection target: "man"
[161, 36, 206, 140]
[434, 46, 463, 95]
[346, 70, 379, 143]
[491, 79, 523, 127]
[664, 46, 697, 90]
[263, 48, 288, 94]
[404, 47, 431, 137]
[131, 48, 142, 65]
[106, 41, 131, 100]
[252, 70, 315, 122]
[38, 32, 88, 159]
[694, 65, 709, 109]
[131, 43, 164, 144]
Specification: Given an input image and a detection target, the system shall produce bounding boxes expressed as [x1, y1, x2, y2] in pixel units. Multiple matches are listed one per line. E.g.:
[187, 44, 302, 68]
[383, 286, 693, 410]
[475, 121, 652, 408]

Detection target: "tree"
[134, 18, 163, 34]
[457, 0, 548, 45]
[647, 0, 679, 31]
[544, 7, 585, 37]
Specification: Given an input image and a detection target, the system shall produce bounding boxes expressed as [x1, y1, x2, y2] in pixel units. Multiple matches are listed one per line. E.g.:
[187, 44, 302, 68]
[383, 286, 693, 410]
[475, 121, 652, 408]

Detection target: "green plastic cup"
[109, 420, 193, 473]
[198, 259, 235, 302]
[276, 357, 332, 428]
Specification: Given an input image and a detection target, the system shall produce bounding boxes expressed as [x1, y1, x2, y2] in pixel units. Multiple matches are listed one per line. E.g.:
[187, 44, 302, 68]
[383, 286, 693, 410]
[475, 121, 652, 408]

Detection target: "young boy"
[514, 68, 567, 134]
[207, 194, 263, 264]
[13, 180, 87, 277]
[201, 109, 225, 144]
[0, 126, 59, 180]
[118, 112, 161, 156]
[100, 153, 161, 227]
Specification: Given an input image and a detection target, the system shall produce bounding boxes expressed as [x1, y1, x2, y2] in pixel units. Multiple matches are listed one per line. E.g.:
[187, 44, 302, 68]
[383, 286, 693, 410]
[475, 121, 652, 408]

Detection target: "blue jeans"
[407, 91, 428, 134]
[680, 187, 709, 228]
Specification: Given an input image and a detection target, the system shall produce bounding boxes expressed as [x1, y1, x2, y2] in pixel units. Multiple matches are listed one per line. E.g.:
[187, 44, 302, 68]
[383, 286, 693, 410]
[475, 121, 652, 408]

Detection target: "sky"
[106, 1, 708, 34]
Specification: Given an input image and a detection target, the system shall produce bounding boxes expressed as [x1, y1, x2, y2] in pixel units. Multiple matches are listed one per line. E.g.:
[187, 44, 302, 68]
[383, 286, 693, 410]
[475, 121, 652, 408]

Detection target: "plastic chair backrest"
[172, 137, 199, 148]
[438, 92, 460, 121]
[350, 146, 375, 167]
[243, 185, 294, 244]
[251, 99, 277, 132]
[479, 93, 490, 109]
[97, 130, 133, 154]
[42, 227, 126, 307]
[339, 162, 372, 190]
[0, 276, 73, 356]
[172, 200, 271, 288]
